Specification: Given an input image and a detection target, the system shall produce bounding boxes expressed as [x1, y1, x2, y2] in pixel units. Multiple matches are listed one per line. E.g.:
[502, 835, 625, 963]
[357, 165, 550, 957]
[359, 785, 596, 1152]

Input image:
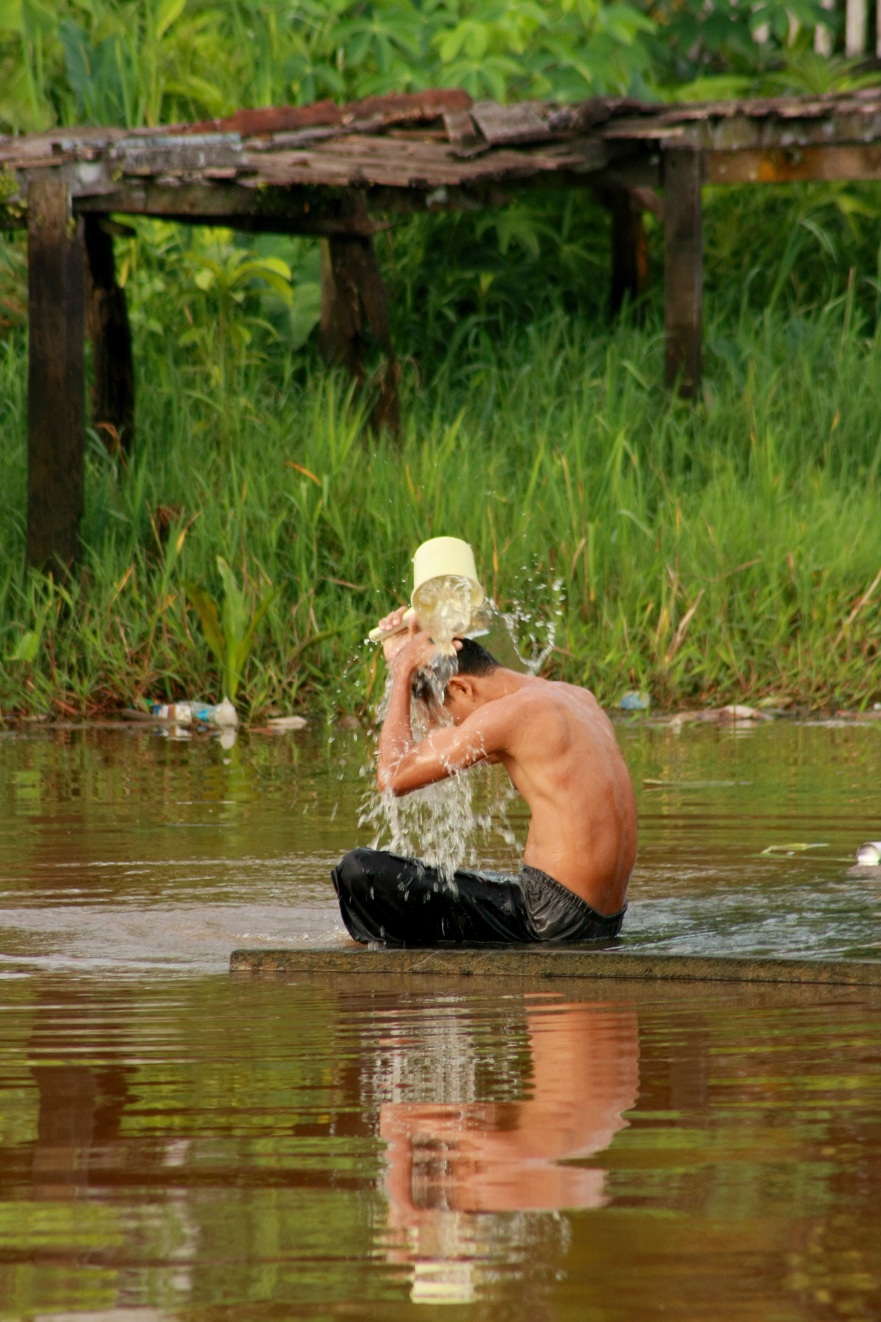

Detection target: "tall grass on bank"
[1, 294, 880, 718]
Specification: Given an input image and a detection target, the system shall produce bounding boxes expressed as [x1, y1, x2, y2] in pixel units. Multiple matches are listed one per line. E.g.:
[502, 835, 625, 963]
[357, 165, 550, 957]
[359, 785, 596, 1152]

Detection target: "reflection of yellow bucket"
[411, 537, 484, 608]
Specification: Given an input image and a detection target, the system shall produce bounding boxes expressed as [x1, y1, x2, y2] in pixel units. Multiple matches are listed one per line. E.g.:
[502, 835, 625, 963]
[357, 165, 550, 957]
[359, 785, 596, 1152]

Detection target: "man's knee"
[333, 847, 377, 893]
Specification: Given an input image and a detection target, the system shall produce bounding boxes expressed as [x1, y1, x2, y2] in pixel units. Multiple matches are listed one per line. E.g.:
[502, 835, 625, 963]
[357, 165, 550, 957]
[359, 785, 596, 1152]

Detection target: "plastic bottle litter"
[620, 690, 651, 712]
[150, 702, 193, 726]
[150, 697, 238, 728]
[191, 697, 238, 728]
[855, 842, 881, 867]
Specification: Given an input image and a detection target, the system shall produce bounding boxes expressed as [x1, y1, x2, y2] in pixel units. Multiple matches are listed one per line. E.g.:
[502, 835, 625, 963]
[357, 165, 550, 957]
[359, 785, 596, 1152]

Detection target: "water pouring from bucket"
[363, 537, 553, 879]
[411, 537, 485, 655]
[369, 536, 485, 656]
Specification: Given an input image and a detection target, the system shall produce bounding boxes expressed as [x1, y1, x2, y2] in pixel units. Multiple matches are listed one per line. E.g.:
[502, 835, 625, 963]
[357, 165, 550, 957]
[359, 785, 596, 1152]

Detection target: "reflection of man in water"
[333, 617, 638, 945]
[377, 999, 639, 1305]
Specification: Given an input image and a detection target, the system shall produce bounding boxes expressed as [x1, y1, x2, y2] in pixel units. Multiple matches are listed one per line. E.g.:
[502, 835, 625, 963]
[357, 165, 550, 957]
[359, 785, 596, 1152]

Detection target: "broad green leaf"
[9, 628, 39, 663]
[0, 0, 23, 34]
[254, 255, 291, 281]
[217, 556, 249, 647]
[182, 581, 225, 666]
[155, 0, 186, 41]
[464, 22, 489, 60]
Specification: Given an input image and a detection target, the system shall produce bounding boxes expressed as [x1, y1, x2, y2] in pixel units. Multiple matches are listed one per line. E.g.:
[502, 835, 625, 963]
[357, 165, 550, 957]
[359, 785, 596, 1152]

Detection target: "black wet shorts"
[331, 847, 626, 947]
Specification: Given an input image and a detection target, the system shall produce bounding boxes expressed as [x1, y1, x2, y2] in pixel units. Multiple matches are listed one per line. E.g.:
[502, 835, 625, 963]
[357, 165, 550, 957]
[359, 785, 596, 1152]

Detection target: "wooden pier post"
[608, 187, 649, 318]
[319, 233, 400, 435]
[84, 216, 135, 455]
[26, 172, 86, 572]
[663, 144, 703, 398]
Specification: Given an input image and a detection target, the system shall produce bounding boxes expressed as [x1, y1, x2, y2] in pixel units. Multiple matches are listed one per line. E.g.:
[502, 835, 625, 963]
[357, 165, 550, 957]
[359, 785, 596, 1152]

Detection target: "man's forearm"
[377, 661, 417, 791]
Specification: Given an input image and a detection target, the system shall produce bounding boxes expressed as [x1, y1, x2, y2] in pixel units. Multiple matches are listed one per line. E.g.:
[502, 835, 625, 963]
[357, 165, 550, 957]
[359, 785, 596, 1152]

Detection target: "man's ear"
[446, 675, 473, 701]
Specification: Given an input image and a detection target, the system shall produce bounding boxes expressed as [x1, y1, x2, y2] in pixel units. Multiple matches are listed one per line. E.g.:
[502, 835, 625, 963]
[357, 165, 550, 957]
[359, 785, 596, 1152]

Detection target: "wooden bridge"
[5, 86, 881, 570]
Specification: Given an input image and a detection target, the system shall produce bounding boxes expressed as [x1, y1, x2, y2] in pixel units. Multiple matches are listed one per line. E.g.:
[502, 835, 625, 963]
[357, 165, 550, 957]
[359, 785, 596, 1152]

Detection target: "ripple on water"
[0, 721, 879, 972]
[1, 976, 880, 1317]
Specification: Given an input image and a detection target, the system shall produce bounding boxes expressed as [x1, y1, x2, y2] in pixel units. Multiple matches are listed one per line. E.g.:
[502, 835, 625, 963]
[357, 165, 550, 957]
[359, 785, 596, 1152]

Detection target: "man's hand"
[375, 606, 416, 663]
[389, 629, 441, 676]
[390, 630, 463, 678]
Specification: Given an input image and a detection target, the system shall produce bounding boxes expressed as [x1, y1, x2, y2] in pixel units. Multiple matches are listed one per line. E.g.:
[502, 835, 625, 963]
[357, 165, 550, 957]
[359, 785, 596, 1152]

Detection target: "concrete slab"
[229, 946, 881, 986]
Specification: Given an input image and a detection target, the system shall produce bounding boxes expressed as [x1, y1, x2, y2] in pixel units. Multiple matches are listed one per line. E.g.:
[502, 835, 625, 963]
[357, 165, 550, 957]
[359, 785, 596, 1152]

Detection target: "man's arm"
[377, 633, 493, 796]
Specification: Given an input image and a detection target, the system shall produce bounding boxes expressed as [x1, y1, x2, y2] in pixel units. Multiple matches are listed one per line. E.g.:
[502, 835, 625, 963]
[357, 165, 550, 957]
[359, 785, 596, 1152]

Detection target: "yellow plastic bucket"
[411, 537, 484, 607]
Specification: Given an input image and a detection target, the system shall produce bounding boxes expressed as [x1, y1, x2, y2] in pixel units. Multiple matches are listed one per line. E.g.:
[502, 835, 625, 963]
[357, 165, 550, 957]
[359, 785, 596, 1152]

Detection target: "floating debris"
[710, 704, 772, 723]
[761, 843, 829, 857]
[620, 690, 651, 711]
[663, 704, 773, 726]
[644, 778, 747, 790]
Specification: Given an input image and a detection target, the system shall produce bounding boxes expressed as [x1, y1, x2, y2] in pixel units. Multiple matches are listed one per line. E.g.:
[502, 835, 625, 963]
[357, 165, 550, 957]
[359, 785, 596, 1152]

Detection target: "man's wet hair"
[410, 636, 500, 704]
[453, 636, 500, 677]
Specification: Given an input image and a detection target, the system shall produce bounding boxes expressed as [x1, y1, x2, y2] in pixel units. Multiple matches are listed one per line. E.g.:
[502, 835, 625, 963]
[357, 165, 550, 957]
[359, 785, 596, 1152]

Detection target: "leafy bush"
[0, 0, 842, 135]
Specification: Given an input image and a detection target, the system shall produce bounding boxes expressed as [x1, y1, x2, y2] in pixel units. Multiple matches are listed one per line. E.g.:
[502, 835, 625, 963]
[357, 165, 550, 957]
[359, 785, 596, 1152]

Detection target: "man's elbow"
[377, 768, 407, 797]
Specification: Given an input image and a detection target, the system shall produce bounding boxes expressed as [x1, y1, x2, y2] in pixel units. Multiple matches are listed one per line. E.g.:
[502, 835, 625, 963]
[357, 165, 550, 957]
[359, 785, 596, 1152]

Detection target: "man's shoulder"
[475, 674, 597, 727]
[502, 674, 598, 708]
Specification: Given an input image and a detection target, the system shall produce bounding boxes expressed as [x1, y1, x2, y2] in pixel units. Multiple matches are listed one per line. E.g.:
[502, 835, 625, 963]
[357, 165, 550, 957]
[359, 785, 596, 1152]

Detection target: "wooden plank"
[109, 132, 242, 176]
[73, 178, 499, 225]
[84, 216, 134, 455]
[184, 89, 471, 138]
[708, 143, 881, 184]
[470, 100, 552, 145]
[663, 144, 703, 399]
[229, 946, 881, 987]
[339, 88, 471, 123]
[605, 91, 881, 125]
[604, 106, 881, 152]
[26, 172, 86, 572]
[846, 0, 868, 56]
[443, 107, 480, 152]
[74, 181, 387, 231]
[241, 139, 608, 190]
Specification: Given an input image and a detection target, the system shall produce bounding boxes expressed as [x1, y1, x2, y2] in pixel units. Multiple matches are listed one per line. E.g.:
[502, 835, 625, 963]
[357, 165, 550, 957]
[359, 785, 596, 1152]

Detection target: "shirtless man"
[332, 610, 637, 946]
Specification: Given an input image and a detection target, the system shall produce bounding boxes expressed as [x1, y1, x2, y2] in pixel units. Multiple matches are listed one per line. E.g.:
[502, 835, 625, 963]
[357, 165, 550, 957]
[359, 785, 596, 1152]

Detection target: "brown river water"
[1, 718, 880, 1319]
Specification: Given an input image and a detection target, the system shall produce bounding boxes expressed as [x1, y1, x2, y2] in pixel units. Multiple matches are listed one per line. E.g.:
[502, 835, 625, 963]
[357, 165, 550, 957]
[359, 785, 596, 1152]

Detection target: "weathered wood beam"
[26, 172, 86, 572]
[73, 182, 386, 230]
[319, 233, 400, 435]
[663, 144, 703, 399]
[84, 216, 134, 455]
[606, 187, 649, 317]
[707, 143, 881, 185]
[72, 179, 515, 225]
[607, 107, 881, 153]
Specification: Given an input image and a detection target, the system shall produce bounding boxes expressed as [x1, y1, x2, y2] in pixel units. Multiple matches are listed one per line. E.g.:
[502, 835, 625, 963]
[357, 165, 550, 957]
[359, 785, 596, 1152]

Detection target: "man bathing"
[332, 610, 638, 946]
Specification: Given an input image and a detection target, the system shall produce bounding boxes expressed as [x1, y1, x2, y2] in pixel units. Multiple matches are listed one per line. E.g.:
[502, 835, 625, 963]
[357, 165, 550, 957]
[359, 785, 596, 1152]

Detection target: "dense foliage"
[1, 294, 880, 717]
[1, 2, 880, 716]
[0, 0, 841, 132]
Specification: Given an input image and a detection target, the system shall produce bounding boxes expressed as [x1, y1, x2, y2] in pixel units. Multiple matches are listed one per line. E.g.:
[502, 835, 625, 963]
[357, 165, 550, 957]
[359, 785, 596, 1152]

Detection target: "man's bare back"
[377, 627, 637, 916]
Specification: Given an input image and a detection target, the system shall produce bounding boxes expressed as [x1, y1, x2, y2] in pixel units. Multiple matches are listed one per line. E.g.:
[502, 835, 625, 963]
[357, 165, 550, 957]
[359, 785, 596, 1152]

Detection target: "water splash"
[361, 755, 523, 883]
[411, 574, 477, 655]
[359, 668, 477, 881]
[359, 583, 561, 881]
[468, 578, 564, 675]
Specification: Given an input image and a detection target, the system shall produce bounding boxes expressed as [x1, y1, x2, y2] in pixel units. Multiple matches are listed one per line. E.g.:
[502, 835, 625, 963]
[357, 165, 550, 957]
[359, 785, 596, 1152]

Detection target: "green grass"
[1, 287, 880, 720]
[1, 0, 878, 722]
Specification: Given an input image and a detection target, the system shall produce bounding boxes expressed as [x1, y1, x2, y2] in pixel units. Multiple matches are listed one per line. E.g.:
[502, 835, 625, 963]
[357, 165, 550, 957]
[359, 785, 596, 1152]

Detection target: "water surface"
[0, 719, 880, 1319]
[1, 718, 879, 970]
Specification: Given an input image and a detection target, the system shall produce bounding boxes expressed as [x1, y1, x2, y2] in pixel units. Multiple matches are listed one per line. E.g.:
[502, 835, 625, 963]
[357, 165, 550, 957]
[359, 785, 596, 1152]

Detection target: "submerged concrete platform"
[229, 946, 881, 986]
